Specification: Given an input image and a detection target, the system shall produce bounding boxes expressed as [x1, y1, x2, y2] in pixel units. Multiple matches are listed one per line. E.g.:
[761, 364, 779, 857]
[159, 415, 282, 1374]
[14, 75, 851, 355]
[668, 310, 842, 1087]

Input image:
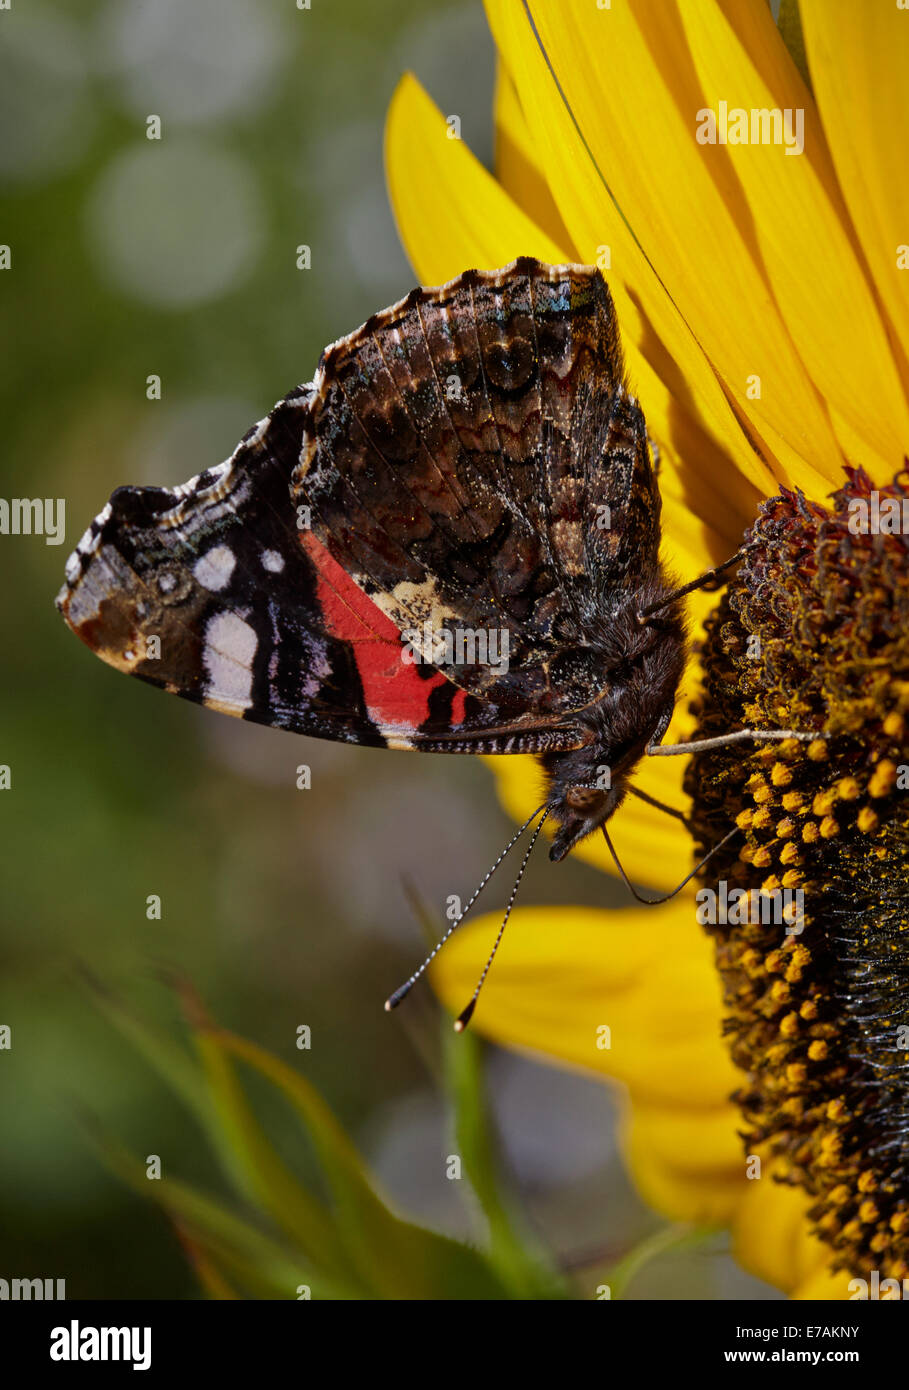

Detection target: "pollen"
[869, 760, 897, 798]
[883, 712, 903, 739]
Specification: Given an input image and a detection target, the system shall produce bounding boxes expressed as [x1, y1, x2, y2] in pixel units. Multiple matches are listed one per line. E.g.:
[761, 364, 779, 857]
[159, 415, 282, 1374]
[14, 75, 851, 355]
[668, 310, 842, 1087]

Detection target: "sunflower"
[384, 0, 909, 1299]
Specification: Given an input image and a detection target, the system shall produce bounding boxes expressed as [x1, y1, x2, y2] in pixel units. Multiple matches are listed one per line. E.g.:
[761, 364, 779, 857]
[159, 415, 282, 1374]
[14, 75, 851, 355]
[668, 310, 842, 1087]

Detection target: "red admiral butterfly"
[57, 259, 810, 1025]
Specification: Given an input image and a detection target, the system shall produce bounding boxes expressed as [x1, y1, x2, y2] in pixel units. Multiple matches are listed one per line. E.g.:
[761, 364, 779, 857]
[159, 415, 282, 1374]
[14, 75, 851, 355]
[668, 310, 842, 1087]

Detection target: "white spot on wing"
[261, 549, 284, 573]
[194, 545, 236, 591]
[203, 611, 257, 711]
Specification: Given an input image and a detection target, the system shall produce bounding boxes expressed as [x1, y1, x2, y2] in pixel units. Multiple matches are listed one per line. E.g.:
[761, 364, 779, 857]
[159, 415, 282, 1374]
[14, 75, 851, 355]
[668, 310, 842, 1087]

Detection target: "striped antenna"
[384, 801, 549, 1015]
[453, 806, 551, 1032]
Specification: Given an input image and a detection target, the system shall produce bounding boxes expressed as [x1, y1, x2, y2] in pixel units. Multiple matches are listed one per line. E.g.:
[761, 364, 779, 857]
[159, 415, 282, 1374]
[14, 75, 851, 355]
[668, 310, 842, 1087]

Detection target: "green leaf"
[211, 1027, 513, 1299]
[605, 1223, 717, 1300]
[444, 1021, 569, 1299]
[192, 1028, 357, 1287]
[88, 1123, 357, 1298]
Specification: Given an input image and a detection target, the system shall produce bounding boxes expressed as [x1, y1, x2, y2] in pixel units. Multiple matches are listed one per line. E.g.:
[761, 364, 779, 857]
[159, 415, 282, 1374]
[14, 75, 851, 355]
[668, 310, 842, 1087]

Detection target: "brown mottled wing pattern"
[289, 257, 662, 740]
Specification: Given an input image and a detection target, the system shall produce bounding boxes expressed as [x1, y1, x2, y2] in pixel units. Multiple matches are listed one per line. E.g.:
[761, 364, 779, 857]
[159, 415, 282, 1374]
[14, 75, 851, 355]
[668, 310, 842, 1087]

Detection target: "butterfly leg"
[647, 728, 824, 757]
[637, 548, 746, 624]
[626, 782, 693, 826]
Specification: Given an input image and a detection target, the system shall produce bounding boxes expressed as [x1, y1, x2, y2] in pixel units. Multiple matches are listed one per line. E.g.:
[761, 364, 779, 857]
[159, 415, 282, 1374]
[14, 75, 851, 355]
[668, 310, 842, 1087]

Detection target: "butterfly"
[57, 258, 809, 1025]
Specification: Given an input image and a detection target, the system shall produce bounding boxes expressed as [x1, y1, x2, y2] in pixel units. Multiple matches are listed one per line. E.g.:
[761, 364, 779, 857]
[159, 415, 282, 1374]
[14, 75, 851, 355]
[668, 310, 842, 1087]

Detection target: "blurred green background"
[0, 0, 776, 1299]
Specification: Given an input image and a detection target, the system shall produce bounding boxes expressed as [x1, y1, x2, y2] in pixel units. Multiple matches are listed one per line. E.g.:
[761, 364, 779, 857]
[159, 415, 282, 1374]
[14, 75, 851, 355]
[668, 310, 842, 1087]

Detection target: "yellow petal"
[675, 0, 909, 475]
[790, 1265, 855, 1301]
[732, 1164, 841, 1295]
[486, 0, 844, 493]
[801, 0, 909, 389]
[494, 62, 575, 255]
[385, 72, 569, 283]
[429, 902, 739, 1110]
[621, 1100, 745, 1227]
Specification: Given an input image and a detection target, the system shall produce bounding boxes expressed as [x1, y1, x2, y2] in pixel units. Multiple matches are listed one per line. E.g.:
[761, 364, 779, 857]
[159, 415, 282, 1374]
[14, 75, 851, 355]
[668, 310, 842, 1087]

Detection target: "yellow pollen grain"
[785, 947, 810, 982]
[869, 760, 897, 797]
[782, 791, 805, 811]
[835, 776, 861, 801]
[780, 1012, 799, 1038]
[807, 739, 828, 761]
[812, 788, 837, 816]
[752, 845, 772, 867]
[808, 1039, 828, 1061]
[752, 807, 773, 829]
[753, 783, 773, 805]
[785, 1062, 806, 1085]
[858, 1171, 877, 1194]
[802, 821, 820, 843]
[776, 817, 796, 838]
[800, 1000, 819, 1020]
[883, 711, 904, 738]
[781, 869, 803, 888]
[779, 841, 801, 864]
[857, 806, 879, 833]
[771, 762, 793, 787]
[736, 808, 754, 830]
[820, 815, 840, 839]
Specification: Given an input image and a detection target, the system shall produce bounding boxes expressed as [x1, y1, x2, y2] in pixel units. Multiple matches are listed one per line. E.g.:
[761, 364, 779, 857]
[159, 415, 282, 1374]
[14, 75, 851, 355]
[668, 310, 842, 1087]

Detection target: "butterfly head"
[547, 780, 629, 863]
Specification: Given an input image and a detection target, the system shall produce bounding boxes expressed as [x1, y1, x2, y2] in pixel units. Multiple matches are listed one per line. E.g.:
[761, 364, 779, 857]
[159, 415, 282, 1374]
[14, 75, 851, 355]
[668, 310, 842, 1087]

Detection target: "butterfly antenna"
[454, 807, 551, 1033]
[384, 802, 549, 1014]
[601, 822, 741, 905]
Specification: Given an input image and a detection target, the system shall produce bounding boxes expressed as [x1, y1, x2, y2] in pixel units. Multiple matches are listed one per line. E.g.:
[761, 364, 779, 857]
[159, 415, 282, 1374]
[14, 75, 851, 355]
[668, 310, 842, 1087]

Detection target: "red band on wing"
[300, 530, 457, 733]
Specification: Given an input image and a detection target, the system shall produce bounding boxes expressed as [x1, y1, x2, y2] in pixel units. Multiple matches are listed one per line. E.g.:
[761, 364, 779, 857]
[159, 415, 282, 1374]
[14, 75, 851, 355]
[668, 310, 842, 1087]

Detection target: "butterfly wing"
[58, 259, 660, 754]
